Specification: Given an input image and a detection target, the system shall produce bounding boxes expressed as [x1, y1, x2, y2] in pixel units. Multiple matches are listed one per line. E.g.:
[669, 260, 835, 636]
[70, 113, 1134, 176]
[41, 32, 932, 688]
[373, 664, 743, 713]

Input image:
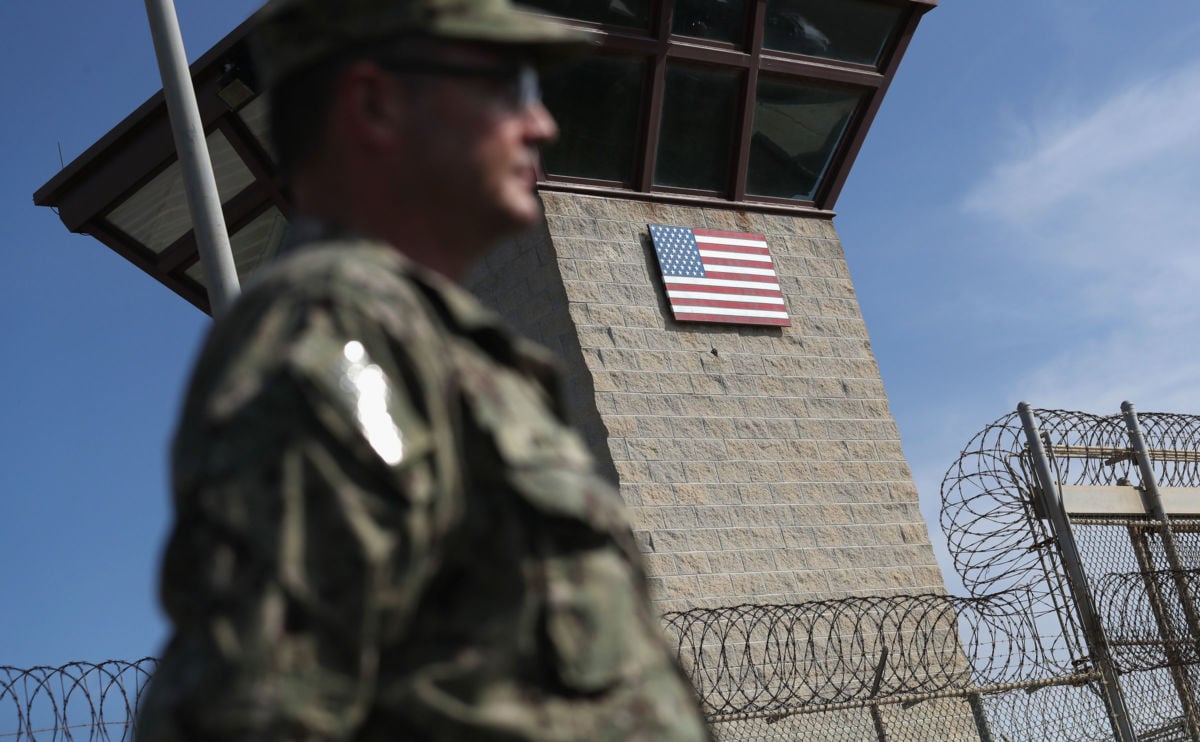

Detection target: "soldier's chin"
[502, 192, 545, 231]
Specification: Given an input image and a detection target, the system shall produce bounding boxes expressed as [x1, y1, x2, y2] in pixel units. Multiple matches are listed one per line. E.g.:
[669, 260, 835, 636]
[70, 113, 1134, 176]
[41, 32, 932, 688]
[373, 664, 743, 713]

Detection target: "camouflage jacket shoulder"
[146, 235, 711, 741]
[173, 237, 568, 491]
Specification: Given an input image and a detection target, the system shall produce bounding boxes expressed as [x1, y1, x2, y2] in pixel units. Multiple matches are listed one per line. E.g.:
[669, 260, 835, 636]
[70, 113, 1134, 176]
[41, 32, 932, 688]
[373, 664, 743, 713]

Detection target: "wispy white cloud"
[906, 57, 1200, 590]
[859, 9, 1200, 600]
[965, 62, 1200, 222]
[956, 59, 1200, 419]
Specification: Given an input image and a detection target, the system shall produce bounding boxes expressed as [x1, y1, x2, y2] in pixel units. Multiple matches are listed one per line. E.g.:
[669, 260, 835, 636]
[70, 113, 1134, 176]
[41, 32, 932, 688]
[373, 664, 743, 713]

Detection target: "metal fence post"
[869, 703, 889, 741]
[1127, 523, 1200, 739]
[1018, 402, 1137, 742]
[1121, 401, 1200, 732]
[968, 692, 995, 742]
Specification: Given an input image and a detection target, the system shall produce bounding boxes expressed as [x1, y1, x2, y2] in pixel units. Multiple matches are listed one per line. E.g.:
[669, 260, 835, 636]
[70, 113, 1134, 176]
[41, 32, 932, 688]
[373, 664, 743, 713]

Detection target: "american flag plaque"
[648, 224, 790, 327]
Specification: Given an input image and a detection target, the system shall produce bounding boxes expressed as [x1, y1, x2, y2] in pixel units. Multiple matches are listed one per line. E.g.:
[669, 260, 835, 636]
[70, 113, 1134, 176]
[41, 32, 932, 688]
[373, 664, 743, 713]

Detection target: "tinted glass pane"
[542, 56, 645, 184]
[763, 0, 903, 66]
[746, 78, 861, 200]
[518, 0, 650, 31]
[654, 65, 739, 192]
[672, 0, 747, 44]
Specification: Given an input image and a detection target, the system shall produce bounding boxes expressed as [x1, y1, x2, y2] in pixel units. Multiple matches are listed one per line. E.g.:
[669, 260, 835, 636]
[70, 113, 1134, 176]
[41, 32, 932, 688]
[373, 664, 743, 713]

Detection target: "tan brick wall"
[467, 191, 943, 612]
[465, 219, 619, 483]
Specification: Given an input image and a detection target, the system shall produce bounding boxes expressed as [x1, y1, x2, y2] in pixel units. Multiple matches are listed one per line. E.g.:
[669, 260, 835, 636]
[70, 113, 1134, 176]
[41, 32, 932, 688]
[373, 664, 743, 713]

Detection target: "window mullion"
[732, 0, 767, 201]
[637, 0, 674, 192]
[650, 0, 673, 38]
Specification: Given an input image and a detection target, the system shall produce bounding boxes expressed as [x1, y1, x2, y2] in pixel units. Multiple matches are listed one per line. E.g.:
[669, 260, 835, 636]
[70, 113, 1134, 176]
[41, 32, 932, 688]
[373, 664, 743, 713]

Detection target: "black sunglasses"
[375, 60, 541, 110]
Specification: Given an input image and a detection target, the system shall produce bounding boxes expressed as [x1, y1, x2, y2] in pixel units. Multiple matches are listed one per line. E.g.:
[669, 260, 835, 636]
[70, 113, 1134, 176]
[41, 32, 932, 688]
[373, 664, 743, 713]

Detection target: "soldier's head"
[251, 0, 584, 274]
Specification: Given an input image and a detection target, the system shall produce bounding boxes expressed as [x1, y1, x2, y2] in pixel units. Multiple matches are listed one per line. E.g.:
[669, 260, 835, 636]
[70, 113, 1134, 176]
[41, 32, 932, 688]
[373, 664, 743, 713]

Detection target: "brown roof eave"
[32, 13, 259, 216]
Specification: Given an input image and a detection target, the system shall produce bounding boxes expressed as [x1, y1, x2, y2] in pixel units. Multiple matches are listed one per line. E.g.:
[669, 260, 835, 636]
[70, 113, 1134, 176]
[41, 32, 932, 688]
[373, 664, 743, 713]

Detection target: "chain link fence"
[6, 406, 1200, 740]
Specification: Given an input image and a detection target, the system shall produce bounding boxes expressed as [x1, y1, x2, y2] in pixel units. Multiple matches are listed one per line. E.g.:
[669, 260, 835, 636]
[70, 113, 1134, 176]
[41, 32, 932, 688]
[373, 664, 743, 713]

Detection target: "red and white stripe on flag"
[648, 224, 790, 327]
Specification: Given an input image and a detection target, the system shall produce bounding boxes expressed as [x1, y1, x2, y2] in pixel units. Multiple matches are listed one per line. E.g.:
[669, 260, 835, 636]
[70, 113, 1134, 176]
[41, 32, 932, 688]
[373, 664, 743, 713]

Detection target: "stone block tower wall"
[466, 191, 943, 612]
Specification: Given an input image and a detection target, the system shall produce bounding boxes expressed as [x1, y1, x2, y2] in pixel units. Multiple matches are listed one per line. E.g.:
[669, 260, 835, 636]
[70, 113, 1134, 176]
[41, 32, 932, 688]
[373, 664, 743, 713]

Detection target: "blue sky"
[3, 0, 1200, 670]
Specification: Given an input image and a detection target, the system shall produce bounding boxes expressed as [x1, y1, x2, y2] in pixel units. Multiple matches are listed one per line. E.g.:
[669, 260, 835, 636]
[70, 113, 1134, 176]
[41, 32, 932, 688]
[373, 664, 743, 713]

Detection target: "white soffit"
[186, 206, 288, 288]
[237, 95, 271, 155]
[105, 129, 255, 253]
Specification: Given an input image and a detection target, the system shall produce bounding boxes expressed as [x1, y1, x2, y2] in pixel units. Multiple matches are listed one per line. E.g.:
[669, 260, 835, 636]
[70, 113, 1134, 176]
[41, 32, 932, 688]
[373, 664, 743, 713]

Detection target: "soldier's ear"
[337, 60, 405, 149]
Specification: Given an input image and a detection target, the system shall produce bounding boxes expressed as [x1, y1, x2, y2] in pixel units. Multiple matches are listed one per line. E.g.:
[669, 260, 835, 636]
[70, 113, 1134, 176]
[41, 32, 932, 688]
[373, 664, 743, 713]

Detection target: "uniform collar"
[278, 217, 562, 393]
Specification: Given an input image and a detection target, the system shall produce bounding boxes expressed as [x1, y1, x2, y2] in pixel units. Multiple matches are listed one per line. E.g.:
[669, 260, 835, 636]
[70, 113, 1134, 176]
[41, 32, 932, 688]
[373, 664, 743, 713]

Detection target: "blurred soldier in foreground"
[134, 0, 710, 739]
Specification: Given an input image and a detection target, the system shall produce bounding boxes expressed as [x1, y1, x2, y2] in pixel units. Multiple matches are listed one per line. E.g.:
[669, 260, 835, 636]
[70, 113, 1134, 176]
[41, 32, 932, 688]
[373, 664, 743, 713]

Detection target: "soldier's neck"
[291, 175, 485, 282]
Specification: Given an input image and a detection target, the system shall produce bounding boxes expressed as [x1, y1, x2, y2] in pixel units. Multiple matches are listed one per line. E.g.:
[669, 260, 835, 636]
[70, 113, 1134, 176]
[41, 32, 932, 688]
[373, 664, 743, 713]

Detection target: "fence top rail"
[1022, 445, 1200, 465]
[704, 671, 1104, 725]
[1070, 517, 1200, 527]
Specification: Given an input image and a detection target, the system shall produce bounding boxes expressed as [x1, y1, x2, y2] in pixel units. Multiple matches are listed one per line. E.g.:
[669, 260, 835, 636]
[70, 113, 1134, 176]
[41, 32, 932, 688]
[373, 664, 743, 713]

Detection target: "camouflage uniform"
[135, 223, 711, 740]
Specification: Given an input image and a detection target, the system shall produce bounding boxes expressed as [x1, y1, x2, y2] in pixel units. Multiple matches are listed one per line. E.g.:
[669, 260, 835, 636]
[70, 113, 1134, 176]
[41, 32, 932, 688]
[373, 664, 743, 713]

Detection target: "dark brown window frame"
[536, 0, 935, 214]
[32, 1, 933, 315]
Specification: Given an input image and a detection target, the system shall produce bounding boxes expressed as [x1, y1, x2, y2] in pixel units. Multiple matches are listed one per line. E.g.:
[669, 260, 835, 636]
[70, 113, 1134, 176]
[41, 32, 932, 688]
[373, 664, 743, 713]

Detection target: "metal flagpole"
[144, 0, 240, 317]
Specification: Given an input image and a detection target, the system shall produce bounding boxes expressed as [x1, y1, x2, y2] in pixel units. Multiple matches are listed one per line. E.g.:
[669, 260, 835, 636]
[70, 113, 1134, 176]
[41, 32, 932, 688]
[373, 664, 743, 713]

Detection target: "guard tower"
[34, 0, 943, 611]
